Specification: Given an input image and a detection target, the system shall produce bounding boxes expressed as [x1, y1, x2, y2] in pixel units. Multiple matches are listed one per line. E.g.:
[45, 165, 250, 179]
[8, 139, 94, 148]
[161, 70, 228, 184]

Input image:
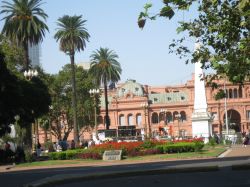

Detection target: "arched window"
[97, 116, 103, 124]
[166, 112, 173, 123]
[119, 114, 125, 126]
[229, 89, 233, 98]
[233, 88, 238, 98]
[180, 111, 187, 122]
[239, 87, 243, 98]
[136, 114, 142, 127]
[128, 114, 133, 126]
[151, 112, 159, 124]
[159, 112, 165, 122]
[173, 111, 179, 120]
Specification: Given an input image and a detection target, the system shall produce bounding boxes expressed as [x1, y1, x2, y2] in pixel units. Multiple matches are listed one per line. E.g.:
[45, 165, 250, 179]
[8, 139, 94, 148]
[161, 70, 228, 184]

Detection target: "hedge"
[155, 142, 204, 154]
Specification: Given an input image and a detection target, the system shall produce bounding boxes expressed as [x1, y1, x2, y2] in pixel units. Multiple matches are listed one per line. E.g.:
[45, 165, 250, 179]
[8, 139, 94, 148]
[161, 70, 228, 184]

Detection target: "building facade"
[37, 75, 250, 143]
[96, 76, 250, 138]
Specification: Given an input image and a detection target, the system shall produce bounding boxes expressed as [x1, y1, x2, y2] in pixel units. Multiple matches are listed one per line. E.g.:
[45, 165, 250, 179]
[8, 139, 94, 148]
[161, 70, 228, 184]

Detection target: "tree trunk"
[104, 80, 110, 129]
[22, 41, 30, 71]
[70, 53, 79, 146]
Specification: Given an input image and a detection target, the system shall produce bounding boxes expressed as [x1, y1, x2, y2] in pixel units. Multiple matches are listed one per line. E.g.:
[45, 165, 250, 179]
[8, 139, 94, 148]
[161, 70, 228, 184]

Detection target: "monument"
[192, 41, 212, 143]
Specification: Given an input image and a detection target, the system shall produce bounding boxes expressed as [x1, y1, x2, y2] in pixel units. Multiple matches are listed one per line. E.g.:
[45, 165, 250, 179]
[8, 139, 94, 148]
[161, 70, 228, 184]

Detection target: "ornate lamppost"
[89, 89, 100, 138]
[175, 113, 181, 137]
[141, 102, 150, 138]
[24, 69, 38, 80]
[23, 69, 38, 152]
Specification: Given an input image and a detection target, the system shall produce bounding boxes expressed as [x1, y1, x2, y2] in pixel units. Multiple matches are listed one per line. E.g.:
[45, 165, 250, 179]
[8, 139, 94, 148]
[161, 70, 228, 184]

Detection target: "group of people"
[51, 139, 76, 152]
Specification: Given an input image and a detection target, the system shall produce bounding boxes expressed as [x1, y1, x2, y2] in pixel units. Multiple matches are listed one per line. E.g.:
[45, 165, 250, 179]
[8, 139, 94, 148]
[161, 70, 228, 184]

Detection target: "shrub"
[48, 152, 58, 160]
[24, 149, 34, 162]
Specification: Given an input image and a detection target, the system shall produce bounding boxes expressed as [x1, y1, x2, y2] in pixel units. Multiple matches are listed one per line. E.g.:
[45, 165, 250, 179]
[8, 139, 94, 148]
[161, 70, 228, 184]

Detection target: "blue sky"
[0, 0, 198, 86]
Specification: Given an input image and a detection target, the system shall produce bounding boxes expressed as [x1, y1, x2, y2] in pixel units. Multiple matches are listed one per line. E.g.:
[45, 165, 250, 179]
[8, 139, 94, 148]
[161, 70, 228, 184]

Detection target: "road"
[0, 156, 250, 187]
[57, 169, 250, 187]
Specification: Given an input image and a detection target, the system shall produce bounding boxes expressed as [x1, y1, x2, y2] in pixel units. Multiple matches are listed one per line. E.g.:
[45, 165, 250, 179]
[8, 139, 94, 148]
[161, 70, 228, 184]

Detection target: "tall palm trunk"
[104, 80, 110, 129]
[70, 53, 79, 145]
[22, 41, 29, 71]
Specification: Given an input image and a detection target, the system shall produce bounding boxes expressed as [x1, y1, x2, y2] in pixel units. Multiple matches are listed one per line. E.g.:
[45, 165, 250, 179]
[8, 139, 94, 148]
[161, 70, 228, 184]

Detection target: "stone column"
[191, 41, 212, 143]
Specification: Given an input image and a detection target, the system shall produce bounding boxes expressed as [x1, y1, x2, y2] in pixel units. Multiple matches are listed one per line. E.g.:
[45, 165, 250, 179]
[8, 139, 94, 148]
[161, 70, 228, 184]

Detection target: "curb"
[23, 165, 219, 187]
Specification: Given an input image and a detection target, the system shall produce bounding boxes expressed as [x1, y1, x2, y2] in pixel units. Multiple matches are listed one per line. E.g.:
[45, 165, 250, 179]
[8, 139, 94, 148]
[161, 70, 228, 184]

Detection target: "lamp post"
[175, 113, 181, 137]
[24, 69, 38, 80]
[224, 80, 229, 136]
[24, 69, 38, 151]
[89, 89, 100, 138]
[141, 102, 150, 138]
[49, 105, 53, 142]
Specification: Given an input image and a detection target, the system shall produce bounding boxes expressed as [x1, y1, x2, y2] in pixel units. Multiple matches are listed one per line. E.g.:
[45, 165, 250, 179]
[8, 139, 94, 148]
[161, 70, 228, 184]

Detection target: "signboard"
[103, 150, 122, 161]
[222, 130, 236, 135]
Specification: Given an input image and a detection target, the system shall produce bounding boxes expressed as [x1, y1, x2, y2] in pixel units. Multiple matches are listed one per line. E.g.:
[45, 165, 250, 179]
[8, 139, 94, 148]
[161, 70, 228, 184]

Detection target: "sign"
[103, 150, 122, 161]
[222, 130, 236, 135]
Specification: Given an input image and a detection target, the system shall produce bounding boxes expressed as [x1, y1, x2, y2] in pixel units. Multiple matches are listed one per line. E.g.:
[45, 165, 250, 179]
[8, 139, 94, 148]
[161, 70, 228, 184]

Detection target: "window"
[119, 114, 125, 126]
[136, 114, 142, 127]
[166, 112, 173, 123]
[181, 96, 185, 100]
[154, 98, 158, 102]
[167, 97, 172, 101]
[151, 113, 159, 124]
[180, 111, 187, 122]
[246, 110, 250, 121]
[128, 114, 133, 126]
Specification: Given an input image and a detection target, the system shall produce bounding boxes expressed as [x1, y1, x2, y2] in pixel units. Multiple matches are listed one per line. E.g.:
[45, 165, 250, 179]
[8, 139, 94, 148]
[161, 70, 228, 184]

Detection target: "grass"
[16, 145, 227, 168]
[125, 145, 226, 161]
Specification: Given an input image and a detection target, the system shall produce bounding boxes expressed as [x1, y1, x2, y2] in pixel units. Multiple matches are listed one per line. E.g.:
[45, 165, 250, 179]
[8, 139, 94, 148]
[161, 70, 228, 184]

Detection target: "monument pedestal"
[192, 112, 212, 143]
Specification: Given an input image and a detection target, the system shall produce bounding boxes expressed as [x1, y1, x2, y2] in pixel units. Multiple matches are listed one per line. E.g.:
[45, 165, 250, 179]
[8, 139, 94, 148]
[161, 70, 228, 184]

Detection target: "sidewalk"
[224, 145, 250, 157]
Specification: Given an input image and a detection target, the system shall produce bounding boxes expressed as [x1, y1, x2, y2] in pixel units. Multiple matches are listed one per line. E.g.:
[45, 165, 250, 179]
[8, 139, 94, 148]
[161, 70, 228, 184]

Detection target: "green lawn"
[16, 145, 227, 168]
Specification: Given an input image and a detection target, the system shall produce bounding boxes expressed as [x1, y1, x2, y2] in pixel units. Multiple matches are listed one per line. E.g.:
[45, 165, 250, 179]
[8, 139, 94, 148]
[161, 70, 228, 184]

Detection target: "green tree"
[138, 0, 250, 85]
[0, 48, 51, 140]
[54, 15, 90, 145]
[48, 65, 95, 141]
[89, 47, 122, 129]
[1, 0, 49, 70]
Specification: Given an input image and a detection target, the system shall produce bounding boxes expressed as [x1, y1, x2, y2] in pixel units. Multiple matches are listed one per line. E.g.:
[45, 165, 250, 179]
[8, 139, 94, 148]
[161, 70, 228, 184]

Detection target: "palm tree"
[1, 0, 48, 70]
[89, 47, 122, 130]
[54, 15, 90, 145]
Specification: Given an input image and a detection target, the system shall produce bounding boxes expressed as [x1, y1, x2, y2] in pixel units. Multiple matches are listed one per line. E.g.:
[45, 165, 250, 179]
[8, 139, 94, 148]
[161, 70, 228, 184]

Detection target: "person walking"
[242, 135, 249, 147]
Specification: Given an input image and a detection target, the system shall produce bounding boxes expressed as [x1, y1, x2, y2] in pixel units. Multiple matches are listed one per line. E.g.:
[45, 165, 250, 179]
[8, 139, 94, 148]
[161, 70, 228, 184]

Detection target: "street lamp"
[141, 102, 150, 138]
[89, 89, 100, 138]
[49, 105, 53, 142]
[175, 113, 181, 137]
[24, 69, 38, 80]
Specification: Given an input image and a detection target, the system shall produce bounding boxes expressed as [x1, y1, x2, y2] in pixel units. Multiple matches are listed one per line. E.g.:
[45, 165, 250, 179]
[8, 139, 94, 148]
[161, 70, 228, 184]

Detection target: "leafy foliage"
[1, 0, 49, 70]
[48, 65, 97, 141]
[89, 47, 122, 129]
[138, 0, 250, 85]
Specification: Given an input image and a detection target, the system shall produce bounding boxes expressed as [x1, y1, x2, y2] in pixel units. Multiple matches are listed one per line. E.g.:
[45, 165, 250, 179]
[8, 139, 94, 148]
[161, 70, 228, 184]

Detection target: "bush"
[155, 142, 204, 154]
[48, 152, 58, 160]
[76, 152, 102, 160]
[24, 149, 34, 162]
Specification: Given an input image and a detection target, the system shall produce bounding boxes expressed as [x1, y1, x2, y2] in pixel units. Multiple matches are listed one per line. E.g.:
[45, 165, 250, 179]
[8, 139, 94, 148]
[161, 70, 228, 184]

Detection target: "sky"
[0, 0, 198, 86]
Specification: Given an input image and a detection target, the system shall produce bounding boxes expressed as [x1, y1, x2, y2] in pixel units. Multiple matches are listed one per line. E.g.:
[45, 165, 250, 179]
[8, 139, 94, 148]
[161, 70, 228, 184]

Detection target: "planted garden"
[48, 139, 204, 160]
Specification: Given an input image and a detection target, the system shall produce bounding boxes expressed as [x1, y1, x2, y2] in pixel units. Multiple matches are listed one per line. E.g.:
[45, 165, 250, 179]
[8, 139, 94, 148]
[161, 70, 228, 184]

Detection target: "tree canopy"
[1, 0, 49, 70]
[138, 0, 250, 85]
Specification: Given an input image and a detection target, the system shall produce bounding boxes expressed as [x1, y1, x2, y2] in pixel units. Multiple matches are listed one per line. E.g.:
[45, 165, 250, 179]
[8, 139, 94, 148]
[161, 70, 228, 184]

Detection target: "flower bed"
[48, 139, 204, 160]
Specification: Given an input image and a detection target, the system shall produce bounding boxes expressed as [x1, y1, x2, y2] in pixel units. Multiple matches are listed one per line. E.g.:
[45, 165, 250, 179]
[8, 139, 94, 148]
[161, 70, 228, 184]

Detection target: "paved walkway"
[224, 145, 250, 157]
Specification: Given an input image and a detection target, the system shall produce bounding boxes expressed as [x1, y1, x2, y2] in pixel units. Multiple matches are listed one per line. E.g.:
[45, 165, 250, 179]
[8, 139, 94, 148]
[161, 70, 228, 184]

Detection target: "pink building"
[38, 75, 250, 143]
[96, 76, 250, 138]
